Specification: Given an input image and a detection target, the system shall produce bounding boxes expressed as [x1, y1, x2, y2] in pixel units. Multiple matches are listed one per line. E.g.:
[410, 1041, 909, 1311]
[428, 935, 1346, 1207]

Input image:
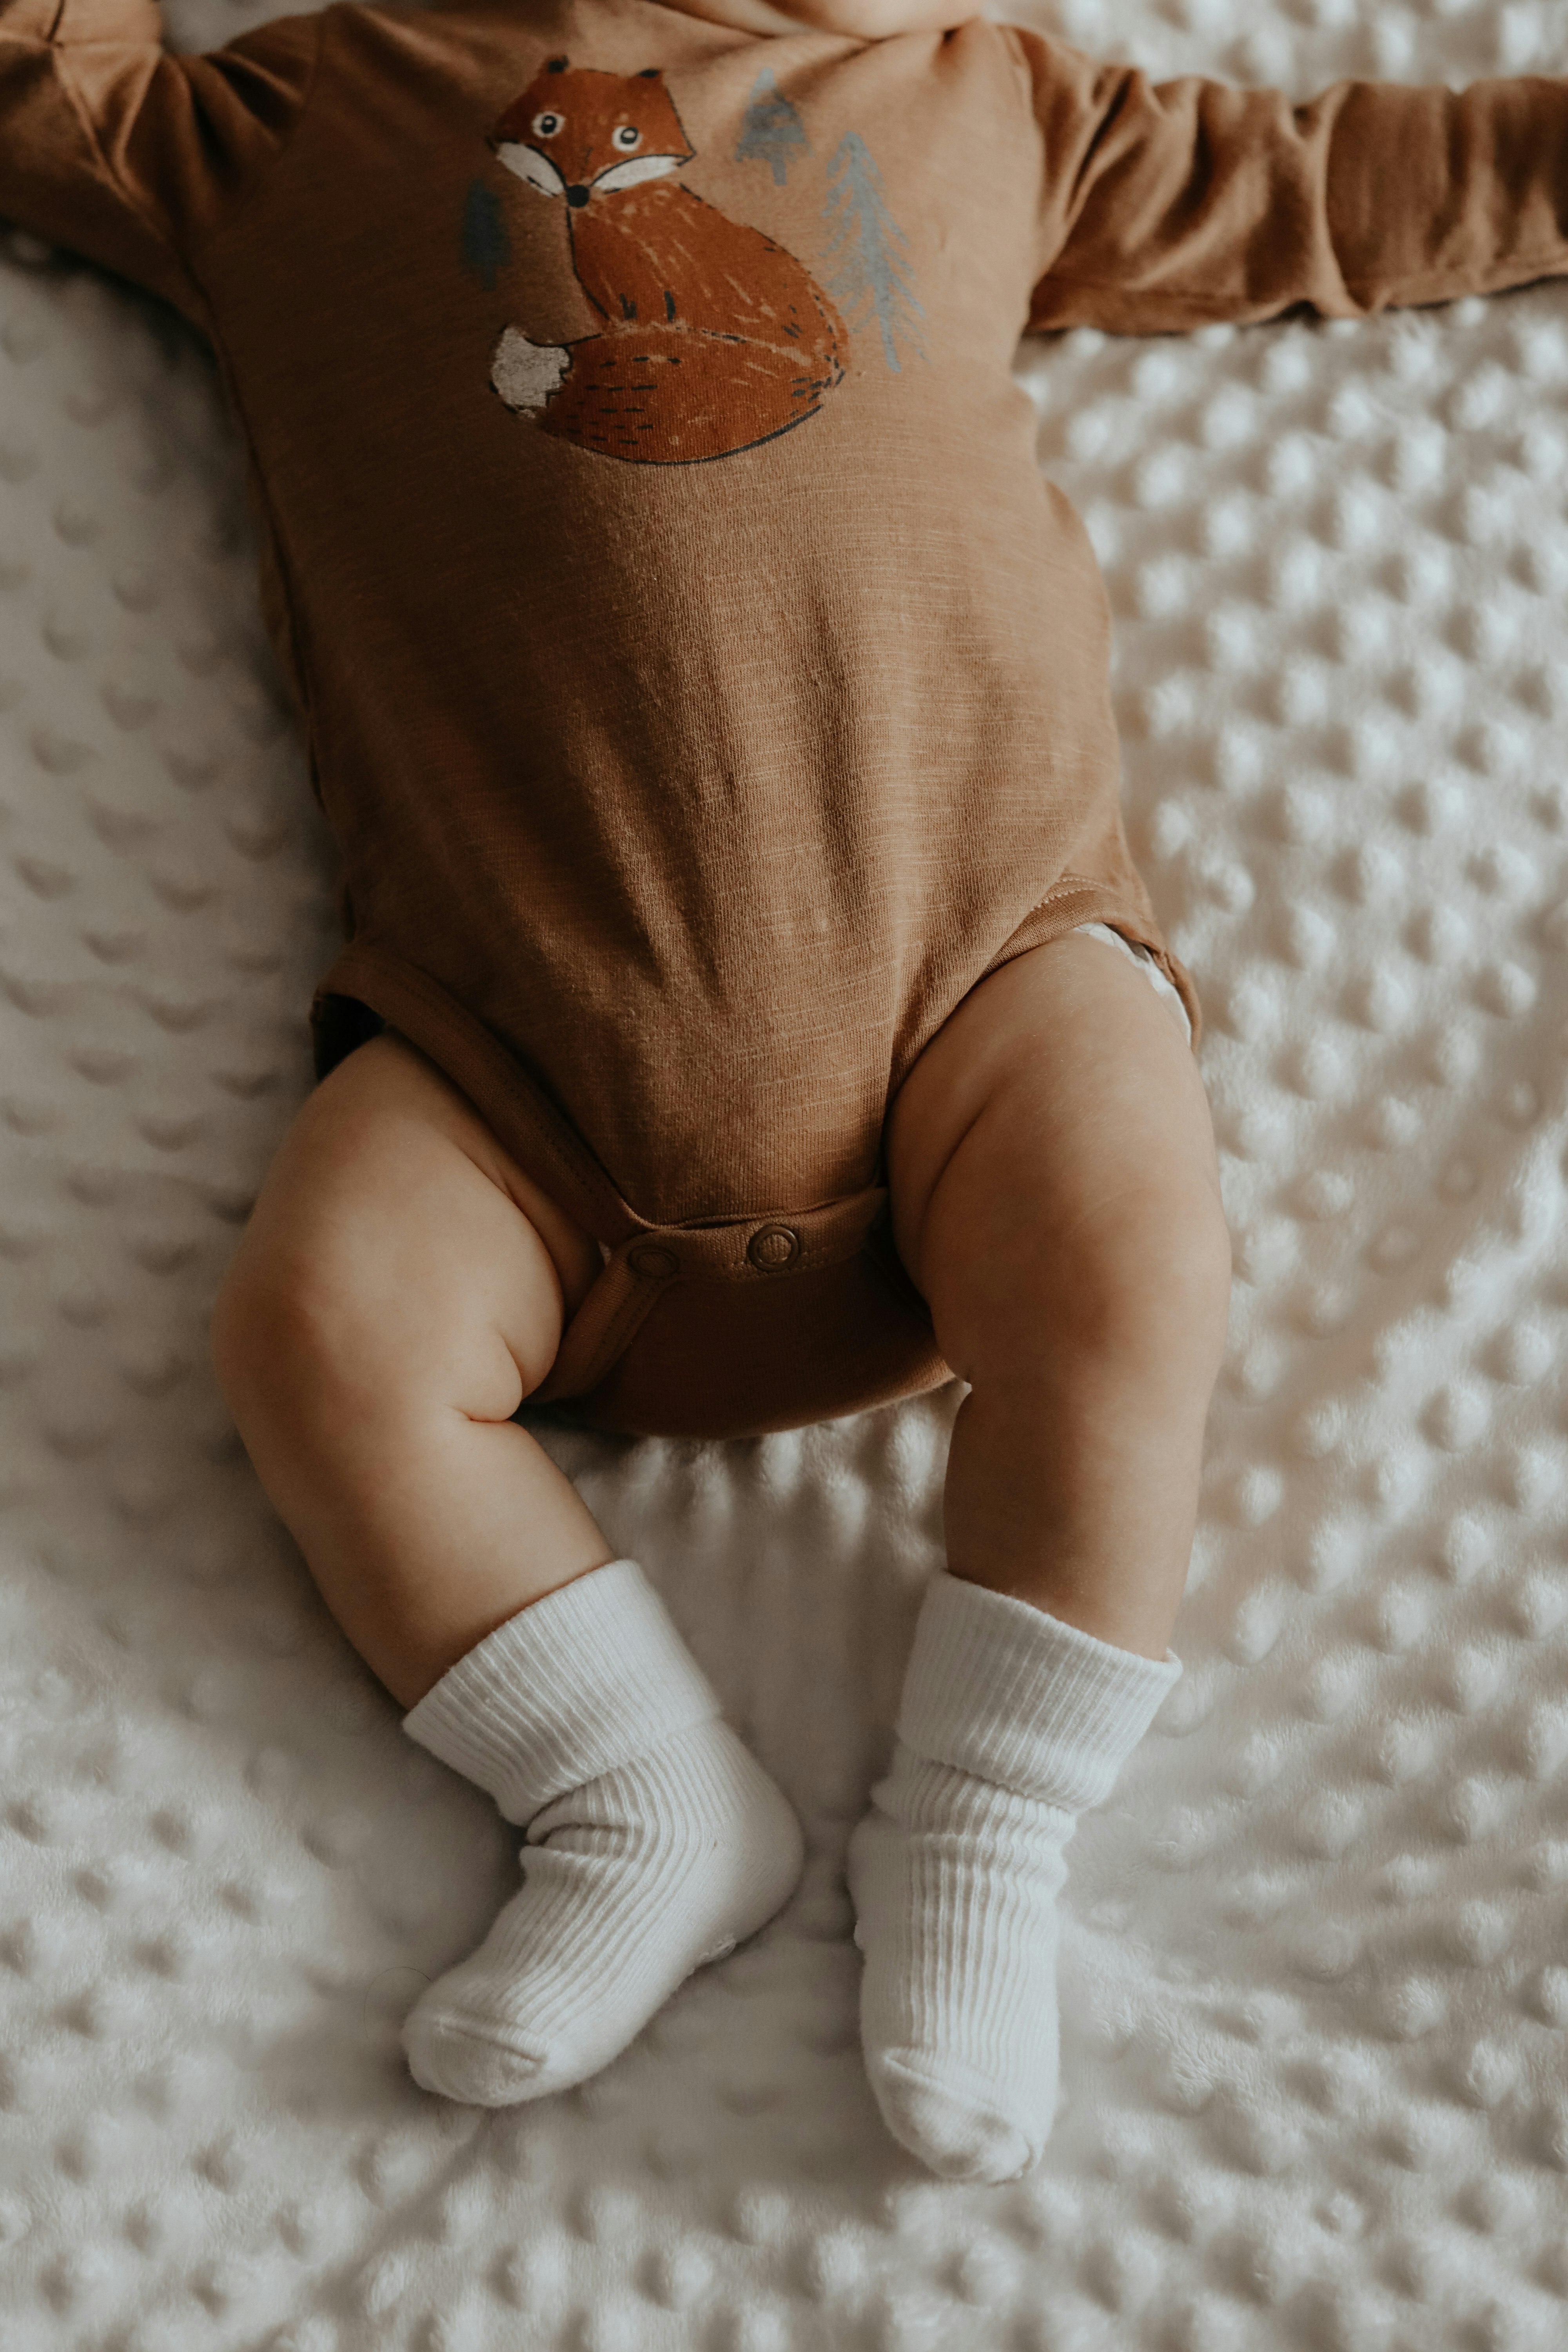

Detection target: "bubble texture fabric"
[3, 0, 1568, 2345]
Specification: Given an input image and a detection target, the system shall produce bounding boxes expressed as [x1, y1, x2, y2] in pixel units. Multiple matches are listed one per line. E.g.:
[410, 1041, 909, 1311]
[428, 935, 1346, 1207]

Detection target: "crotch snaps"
[532, 1186, 890, 1405]
[746, 1223, 801, 1272]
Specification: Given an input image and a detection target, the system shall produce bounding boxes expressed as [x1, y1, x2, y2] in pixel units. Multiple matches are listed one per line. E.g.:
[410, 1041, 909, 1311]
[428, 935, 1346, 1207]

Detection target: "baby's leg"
[211, 1034, 802, 2102]
[849, 933, 1231, 2180]
[889, 930, 1229, 1654]
[211, 1031, 611, 1708]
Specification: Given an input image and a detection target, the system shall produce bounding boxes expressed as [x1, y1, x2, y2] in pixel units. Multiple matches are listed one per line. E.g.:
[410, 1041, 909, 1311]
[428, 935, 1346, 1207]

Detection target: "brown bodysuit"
[5, 0, 1568, 1437]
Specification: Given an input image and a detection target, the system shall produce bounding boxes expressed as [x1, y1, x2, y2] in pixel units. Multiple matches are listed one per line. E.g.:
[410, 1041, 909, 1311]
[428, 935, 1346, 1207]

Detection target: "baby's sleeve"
[1006, 22, 1568, 336]
[0, 0, 324, 330]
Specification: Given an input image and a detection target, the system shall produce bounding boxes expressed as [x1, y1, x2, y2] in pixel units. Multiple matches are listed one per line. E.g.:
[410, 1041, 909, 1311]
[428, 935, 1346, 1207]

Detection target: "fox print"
[485, 59, 847, 464]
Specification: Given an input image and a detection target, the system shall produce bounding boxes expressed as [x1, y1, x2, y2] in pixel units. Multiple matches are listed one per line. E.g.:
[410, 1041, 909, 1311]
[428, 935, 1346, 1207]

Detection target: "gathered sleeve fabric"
[1006, 23, 1568, 336]
[0, 0, 323, 329]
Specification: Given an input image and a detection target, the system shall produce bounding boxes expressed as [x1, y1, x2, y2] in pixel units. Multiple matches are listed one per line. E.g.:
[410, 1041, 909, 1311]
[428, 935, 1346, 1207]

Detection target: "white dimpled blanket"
[4, 0, 1568, 2345]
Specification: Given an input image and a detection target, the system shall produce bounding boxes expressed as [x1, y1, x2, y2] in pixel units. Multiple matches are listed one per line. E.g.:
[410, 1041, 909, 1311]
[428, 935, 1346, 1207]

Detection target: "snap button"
[628, 1242, 678, 1281]
[746, 1222, 800, 1273]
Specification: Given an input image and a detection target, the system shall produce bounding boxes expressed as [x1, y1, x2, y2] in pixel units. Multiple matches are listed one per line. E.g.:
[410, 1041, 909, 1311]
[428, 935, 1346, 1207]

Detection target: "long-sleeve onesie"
[4, 0, 1568, 1437]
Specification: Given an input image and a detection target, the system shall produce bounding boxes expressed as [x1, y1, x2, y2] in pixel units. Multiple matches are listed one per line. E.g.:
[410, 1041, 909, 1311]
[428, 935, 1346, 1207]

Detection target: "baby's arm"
[659, 0, 971, 40]
[0, 0, 321, 327]
[1011, 25, 1568, 336]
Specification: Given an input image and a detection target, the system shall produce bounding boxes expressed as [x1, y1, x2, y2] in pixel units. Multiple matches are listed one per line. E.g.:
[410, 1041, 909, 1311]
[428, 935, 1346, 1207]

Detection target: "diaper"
[1073, 922, 1194, 1045]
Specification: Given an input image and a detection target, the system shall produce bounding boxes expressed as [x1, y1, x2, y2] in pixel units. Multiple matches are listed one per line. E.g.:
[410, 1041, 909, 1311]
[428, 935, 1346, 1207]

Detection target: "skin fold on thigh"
[349, 1033, 602, 1318]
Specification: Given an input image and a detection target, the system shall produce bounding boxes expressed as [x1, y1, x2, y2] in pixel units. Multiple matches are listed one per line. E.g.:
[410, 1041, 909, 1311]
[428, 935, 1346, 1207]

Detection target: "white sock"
[846, 1570, 1181, 2183]
[397, 1557, 805, 2105]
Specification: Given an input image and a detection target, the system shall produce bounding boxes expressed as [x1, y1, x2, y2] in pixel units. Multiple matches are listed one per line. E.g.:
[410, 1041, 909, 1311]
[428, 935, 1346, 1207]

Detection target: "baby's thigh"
[885, 933, 1227, 1328]
[213, 1033, 589, 1414]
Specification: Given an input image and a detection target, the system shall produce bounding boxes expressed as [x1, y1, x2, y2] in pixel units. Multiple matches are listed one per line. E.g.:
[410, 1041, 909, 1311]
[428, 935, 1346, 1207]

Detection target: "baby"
[4, 0, 1566, 2186]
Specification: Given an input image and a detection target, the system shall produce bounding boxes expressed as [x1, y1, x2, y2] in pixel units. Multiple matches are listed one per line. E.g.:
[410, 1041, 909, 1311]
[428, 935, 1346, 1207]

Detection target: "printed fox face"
[489, 61, 695, 207]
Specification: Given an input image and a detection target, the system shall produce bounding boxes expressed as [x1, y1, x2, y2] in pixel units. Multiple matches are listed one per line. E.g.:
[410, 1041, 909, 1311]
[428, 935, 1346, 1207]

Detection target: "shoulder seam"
[185, 2, 333, 275]
[50, 33, 199, 306]
[48, 4, 332, 314]
[53, 3, 334, 303]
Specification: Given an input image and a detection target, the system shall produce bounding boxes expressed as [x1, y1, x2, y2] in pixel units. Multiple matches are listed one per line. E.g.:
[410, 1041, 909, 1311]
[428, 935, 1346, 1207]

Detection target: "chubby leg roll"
[851, 931, 1231, 2181]
[211, 1032, 802, 2104]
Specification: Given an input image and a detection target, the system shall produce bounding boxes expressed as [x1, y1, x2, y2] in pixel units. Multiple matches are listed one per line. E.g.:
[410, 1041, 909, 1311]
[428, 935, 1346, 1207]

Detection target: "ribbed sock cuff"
[399, 1558, 721, 1824]
[896, 1570, 1183, 1814]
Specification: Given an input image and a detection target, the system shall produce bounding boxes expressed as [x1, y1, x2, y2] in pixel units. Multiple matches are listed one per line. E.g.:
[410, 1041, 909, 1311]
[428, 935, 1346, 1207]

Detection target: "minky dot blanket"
[3, 0, 1568, 2345]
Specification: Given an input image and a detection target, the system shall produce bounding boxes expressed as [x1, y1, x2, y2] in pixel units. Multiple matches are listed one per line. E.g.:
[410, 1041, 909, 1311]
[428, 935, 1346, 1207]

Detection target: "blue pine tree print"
[733, 66, 812, 187]
[820, 134, 927, 372]
[460, 177, 511, 291]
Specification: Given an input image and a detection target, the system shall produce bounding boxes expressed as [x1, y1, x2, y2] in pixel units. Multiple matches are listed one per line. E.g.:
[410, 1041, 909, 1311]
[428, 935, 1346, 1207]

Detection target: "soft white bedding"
[2, 0, 1567, 2344]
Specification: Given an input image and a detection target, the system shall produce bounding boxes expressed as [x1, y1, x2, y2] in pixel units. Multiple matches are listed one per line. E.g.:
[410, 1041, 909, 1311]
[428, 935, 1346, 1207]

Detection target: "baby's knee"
[210, 1235, 400, 1444]
[1055, 1177, 1231, 1367]
[211, 1249, 324, 1432]
[961, 1172, 1231, 1392]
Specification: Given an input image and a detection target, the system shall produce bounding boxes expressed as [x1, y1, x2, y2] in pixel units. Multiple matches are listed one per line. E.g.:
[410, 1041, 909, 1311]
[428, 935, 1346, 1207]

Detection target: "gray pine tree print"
[733, 66, 812, 186]
[820, 133, 927, 372]
[460, 177, 512, 291]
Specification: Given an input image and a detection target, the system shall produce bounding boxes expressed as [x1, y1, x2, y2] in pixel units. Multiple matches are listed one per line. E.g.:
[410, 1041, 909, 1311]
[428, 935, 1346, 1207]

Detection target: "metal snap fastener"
[628, 1242, 678, 1280]
[746, 1222, 800, 1272]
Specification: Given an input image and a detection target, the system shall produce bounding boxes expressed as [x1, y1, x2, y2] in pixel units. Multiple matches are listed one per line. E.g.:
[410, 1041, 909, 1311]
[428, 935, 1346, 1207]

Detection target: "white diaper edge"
[1071, 921, 1193, 1045]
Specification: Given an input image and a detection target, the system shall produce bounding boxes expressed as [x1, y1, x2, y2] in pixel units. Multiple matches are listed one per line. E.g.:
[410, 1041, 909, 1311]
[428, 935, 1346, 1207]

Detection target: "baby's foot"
[847, 1746, 1070, 2184]
[398, 1556, 807, 2106]
[845, 1570, 1182, 2185]
[404, 1719, 803, 2104]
